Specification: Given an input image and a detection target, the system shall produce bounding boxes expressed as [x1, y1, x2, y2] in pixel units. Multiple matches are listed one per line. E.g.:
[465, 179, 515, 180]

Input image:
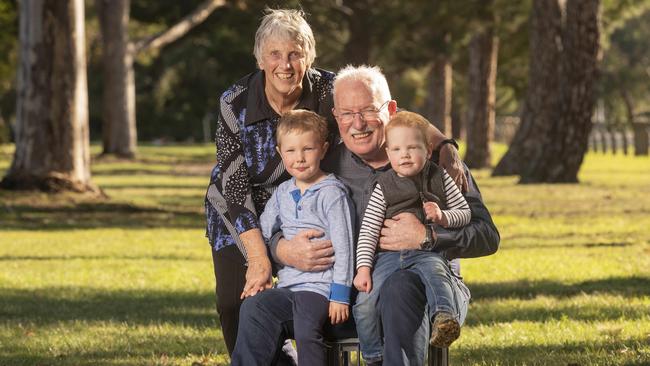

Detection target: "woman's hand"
[379, 212, 433, 251]
[277, 229, 334, 272]
[438, 144, 468, 193]
[329, 302, 349, 325]
[240, 255, 273, 299]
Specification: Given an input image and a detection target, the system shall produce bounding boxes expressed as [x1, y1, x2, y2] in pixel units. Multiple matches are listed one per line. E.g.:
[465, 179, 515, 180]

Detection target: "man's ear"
[387, 100, 398, 117]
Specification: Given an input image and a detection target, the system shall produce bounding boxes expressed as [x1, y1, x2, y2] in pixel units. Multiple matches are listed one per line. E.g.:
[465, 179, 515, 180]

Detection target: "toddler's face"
[276, 130, 328, 185]
[385, 126, 430, 178]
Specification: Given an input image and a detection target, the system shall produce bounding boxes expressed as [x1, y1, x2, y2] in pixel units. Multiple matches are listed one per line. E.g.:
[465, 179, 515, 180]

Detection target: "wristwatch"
[420, 225, 435, 251]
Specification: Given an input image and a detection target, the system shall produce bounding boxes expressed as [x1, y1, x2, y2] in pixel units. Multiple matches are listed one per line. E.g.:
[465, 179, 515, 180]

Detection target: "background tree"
[465, 3, 499, 169]
[95, 0, 225, 158]
[1, 0, 95, 192]
[521, 0, 600, 183]
[492, 0, 562, 176]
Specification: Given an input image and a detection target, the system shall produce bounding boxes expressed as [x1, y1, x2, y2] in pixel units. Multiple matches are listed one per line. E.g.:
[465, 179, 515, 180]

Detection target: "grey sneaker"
[430, 312, 460, 348]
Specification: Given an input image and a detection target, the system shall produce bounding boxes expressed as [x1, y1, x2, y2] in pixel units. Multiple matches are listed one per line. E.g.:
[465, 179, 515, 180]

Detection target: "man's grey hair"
[333, 65, 392, 105]
[253, 8, 316, 69]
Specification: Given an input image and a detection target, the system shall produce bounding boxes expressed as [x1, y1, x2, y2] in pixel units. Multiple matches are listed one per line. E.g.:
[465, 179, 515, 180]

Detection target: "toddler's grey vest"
[376, 160, 447, 223]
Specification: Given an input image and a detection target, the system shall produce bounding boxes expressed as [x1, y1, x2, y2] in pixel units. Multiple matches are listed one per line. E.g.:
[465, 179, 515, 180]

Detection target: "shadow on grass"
[469, 276, 650, 300]
[0, 287, 218, 327]
[455, 338, 650, 366]
[0, 202, 205, 230]
[0, 332, 227, 366]
[467, 300, 649, 325]
[0, 254, 204, 261]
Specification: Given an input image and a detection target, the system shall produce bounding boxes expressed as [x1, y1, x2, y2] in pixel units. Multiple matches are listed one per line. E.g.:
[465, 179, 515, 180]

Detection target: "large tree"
[492, 0, 563, 176]
[521, 0, 600, 182]
[465, 17, 499, 169]
[1, 0, 95, 192]
[96, 0, 225, 158]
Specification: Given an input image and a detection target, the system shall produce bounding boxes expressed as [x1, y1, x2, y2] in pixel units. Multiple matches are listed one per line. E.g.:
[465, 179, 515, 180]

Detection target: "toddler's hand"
[354, 267, 373, 292]
[329, 302, 349, 325]
[424, 201, 443, 224]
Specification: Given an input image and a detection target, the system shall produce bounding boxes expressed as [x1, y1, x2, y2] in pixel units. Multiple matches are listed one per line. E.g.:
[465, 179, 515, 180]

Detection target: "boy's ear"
[276, 145, 281, 155]
[320, 141, 329, 159]
[426, 142, 434, 159]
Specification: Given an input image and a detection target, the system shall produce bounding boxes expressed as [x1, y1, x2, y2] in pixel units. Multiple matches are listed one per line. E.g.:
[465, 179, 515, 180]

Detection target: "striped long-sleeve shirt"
[356, 169, 471, 269]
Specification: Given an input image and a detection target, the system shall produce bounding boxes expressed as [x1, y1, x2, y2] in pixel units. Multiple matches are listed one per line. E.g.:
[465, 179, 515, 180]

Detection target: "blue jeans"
[353, 251, 470, 364]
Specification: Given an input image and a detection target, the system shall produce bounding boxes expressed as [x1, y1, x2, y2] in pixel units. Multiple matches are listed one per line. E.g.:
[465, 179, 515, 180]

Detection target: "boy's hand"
[354, 267, 373, 292]
[424, 202, 443, 223]
[329, 302, 349, 325]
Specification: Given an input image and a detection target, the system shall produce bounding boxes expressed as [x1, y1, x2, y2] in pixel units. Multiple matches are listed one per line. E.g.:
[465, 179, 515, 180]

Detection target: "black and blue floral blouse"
[205, 68, 336, 257]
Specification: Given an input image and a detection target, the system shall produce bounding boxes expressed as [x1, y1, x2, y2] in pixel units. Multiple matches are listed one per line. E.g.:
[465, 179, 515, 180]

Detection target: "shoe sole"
[430, 317, 460, 348]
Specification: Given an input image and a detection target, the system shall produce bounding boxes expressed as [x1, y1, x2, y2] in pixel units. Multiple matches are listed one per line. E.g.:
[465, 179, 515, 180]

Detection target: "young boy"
[353, 111, 471, 364]
[258, 109, 355, 365]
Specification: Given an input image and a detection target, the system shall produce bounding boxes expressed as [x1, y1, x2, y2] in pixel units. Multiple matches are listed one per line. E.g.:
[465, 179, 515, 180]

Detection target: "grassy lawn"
[1, 143, 649, 365]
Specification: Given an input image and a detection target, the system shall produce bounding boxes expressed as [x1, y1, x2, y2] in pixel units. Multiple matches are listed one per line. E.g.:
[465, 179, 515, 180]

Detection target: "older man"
[235, 65, 499, 365]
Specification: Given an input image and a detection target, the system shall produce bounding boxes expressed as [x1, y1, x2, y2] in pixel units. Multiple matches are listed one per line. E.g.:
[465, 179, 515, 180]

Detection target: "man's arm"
[269, 230, 334, 271]
[430, 168, 500, 259]
[379, 166, 499, 259]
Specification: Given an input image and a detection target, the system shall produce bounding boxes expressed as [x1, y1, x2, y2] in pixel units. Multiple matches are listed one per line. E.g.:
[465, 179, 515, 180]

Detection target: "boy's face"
[276, 130, 328, 186]
[386, 126, 431, 178]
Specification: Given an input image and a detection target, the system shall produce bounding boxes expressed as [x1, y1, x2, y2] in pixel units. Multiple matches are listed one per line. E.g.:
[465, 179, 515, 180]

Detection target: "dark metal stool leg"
[428, 345, 449, 366]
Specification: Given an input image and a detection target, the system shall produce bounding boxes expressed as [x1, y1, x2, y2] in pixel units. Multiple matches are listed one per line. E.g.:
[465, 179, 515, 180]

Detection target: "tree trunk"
[96, 0, 226, 159]
[464, 27, 498, 169]
[521, 0, 600, 183]
[97, 0, 136, 158]
[1, 0, 95, 192]
[342, 0, 372, 65]
[492, 0, 563, 176]
[427, 54, 452, 136]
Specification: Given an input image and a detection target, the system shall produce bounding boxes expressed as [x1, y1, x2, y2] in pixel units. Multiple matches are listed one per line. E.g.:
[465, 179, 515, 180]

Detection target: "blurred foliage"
[0, 0, 17, 143]
[0, 0, 649, 142]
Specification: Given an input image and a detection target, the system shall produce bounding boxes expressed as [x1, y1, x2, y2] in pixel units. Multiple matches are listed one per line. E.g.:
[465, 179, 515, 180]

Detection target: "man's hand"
[379, 212, 431, 251]
[240, 256, 273, 299]
[329, 302, 349, 325]
[277, 229, 334, 272]
[354, 267, 373, 293]
[438, 143, 468, 193]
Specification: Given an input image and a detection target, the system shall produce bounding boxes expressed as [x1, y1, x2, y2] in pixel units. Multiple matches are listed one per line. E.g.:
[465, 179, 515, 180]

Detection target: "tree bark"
[97, 0, 135, 158]
[464, 26, 498, 169]
[342, 0, 372, 65]
[1, 0, 95, 192]
[521, 0, 600, 183]
[427, 54, 453, 136]
[96, 0, 226, 158]
[492, 0, 563, 176]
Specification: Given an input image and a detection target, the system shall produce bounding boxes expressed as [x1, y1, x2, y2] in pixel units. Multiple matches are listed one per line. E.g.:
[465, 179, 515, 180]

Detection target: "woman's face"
[259, 37, 308, 102]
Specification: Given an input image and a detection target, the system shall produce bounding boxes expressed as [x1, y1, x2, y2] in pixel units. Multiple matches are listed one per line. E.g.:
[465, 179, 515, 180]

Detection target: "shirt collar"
[244, 68, 320, 126]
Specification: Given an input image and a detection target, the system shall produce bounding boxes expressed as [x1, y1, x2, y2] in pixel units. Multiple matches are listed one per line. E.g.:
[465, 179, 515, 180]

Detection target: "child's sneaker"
[429, 311, 460, 347]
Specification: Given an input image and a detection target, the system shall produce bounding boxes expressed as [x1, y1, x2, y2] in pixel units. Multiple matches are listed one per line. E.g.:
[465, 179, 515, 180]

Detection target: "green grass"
[1, 143, 649, 365]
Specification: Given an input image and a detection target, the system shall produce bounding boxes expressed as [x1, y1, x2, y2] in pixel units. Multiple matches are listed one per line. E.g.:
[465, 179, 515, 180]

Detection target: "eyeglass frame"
[332, 100, 391, 125]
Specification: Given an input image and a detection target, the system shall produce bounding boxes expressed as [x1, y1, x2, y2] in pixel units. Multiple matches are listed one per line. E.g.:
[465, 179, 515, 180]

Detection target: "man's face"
[333, 80, 390, 162]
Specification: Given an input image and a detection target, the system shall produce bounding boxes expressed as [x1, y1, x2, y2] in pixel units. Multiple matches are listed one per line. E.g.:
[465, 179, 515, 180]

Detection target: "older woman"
[204, 9, 336, 355]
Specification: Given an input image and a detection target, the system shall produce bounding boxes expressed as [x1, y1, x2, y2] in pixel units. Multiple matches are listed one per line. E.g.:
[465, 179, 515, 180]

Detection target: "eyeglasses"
[333, 101, 390, 125]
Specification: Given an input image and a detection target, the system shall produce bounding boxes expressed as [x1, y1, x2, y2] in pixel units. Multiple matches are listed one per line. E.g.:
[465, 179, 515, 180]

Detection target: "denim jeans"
[353, 251, 470, 364]
[231, 288, 329, 366]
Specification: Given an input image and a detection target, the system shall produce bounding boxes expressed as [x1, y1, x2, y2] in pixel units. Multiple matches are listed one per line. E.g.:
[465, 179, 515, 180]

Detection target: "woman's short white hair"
[254, 8, 316, 69]
[333, 65, 392, 104]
